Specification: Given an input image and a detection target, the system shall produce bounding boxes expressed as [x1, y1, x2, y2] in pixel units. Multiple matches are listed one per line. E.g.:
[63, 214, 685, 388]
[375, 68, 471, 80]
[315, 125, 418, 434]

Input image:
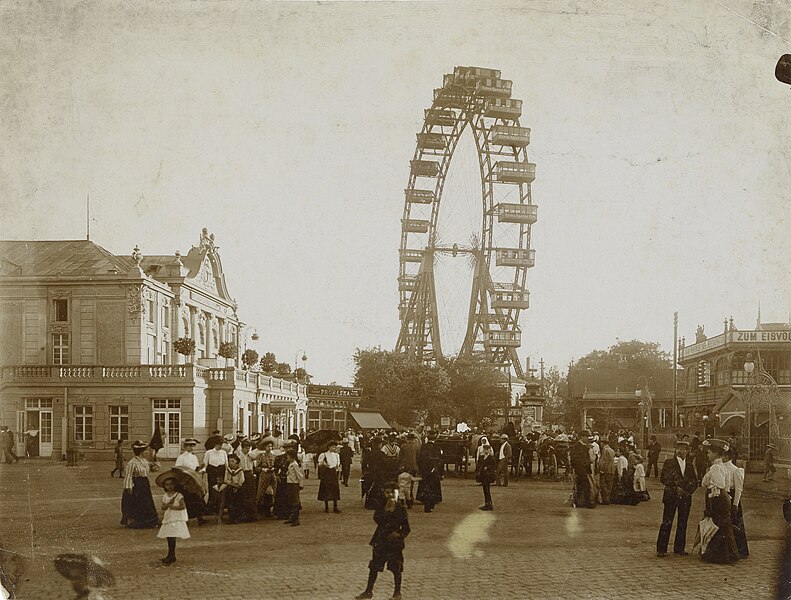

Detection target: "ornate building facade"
[0, 230, 307, 460]
[678, 317, 791, 459]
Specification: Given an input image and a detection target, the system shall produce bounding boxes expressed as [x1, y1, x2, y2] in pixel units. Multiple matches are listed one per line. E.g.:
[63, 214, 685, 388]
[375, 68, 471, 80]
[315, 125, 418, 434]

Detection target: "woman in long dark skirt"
[701, 439, 740, 564]
[317, 441, 342, 513]
[416, 433, 443, 513]
[120, 440, 159, 529]
[202, 439, 228, 516]
[364, 439, 387, 510]
[237, 441, 258, 522]
[723, 449, 749, 558]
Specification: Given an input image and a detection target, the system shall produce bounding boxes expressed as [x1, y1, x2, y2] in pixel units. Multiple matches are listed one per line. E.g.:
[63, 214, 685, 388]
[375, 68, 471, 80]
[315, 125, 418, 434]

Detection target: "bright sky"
[1, 1, 790, 384]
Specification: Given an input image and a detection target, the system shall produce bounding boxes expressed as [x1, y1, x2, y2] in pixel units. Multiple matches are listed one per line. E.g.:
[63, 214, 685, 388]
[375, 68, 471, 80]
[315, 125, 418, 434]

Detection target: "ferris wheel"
[395, 66, 537, 378]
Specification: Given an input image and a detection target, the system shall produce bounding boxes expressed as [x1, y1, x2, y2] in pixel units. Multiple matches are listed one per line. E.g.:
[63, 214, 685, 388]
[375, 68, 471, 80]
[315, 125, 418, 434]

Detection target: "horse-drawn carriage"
[434, 435, 471, 477]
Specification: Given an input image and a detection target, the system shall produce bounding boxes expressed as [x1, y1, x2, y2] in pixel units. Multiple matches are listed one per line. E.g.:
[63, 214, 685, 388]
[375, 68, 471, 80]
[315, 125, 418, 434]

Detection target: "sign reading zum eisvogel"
[732, 330, 791, 343]
[684, 329, 791, 359]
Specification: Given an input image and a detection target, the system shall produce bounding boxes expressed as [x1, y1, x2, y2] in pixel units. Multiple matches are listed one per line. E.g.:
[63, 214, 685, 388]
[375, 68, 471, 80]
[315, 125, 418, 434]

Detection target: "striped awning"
[349, 411, 391, 430]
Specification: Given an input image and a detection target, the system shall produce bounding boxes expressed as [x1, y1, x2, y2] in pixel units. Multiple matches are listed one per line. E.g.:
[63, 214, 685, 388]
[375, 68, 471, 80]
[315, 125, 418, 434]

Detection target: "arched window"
[198, 321, 206, 346]
[182, 315, 190, 337]
[687, 367, 697, 391]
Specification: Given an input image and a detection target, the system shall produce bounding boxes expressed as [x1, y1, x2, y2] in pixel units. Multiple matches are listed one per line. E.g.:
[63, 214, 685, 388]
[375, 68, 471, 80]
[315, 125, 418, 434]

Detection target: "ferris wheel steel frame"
[395, 67, 538, 378]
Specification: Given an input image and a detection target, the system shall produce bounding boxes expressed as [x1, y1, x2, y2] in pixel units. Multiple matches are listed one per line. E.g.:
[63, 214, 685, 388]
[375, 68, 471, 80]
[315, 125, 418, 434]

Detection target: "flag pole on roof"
[86, 194, 90, 241]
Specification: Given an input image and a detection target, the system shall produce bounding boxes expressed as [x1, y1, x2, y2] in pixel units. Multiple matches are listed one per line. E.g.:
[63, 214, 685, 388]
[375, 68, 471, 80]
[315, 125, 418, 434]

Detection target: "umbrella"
[302, 429, 342, 454]
[149, 422, 164, 452]
[692, 516, 719, 555]
[54, 554, 115, 588]
[155, 466, 206, 497]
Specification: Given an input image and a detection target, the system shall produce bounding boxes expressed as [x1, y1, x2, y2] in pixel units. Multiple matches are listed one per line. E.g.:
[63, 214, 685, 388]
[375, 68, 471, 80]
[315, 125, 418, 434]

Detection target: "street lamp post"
[635, 375, 654, 451]
[294, 350, 308, 383]
[741, 348, 780, 468]
[744, 352, 756, 465]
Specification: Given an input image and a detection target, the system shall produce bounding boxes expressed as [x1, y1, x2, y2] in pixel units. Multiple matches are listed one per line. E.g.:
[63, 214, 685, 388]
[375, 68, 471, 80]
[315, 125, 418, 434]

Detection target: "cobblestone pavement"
[0, 458, 787, 600]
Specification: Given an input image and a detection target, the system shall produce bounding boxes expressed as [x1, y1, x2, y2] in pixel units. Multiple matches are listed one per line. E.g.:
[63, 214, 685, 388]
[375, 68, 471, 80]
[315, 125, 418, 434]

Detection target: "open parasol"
[54, 554, 115, 588]
[302, 429, 342, 454]
[155, 466, 206, 497]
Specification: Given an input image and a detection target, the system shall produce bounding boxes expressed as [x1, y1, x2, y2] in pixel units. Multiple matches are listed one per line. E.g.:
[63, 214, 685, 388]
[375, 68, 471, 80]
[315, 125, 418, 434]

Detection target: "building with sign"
[305, 384, 390, 432]
[678, 317, 791, 442]
[0, 231, 307, 460]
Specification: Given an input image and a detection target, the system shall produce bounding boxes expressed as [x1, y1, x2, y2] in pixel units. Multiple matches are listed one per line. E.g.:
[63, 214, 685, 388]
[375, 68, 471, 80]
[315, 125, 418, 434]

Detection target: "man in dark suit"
[646, 435, 661, 478]
[570, 431, 595, 508]
[656, 437, 698, 557]
[339, 440, 354, 486]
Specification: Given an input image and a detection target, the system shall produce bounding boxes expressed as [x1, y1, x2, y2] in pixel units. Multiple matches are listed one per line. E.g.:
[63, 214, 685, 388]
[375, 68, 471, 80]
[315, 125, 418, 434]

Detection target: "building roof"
[758, 322, 791, 331]
[569, 367, 675, 399]
[0, 240, 135, 277]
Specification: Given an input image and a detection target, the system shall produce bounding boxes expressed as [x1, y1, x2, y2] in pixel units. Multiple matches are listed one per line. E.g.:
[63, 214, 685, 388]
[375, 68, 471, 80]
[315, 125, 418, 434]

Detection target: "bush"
[218, 342, 238, 360]
[173, 337, 196, 357]
[242, 349, 259, 370]
[260, 352, 277, 372]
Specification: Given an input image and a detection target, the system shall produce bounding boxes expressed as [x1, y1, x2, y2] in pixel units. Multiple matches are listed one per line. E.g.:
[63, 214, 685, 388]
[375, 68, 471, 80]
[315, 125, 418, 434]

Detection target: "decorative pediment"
[195, 255, 219, 294]
[183, 228, 233, 301]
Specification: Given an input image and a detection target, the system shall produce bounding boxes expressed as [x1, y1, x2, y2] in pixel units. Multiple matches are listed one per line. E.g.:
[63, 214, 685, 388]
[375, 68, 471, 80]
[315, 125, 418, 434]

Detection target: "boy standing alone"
[356, 482, 410, 600]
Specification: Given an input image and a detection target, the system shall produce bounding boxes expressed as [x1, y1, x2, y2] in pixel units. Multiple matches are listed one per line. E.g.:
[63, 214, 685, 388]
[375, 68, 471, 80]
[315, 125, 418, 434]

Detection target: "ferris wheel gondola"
[395, 66, 538, 377]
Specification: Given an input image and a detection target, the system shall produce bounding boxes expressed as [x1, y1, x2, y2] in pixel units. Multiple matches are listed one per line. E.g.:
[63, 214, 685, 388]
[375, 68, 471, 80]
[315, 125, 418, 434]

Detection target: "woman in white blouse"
[700, 439, 740, 564]
[317, 440, 342, 513]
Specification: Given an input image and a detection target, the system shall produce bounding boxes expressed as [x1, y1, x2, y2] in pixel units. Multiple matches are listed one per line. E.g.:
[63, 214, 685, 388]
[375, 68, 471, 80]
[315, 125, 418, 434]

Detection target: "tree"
[218, 342, 238, 367]
[440, 356, 509, 426]
[259, 352, 278, 373]
[353, 347, 450, 427]
[540, 366, 574, 427]
[574, 339, 671, 371]
[173, 337, 195, 363]
[241, 349, 259, 370]
[294, 367, 311, 384]
[276, 362, 292, 375]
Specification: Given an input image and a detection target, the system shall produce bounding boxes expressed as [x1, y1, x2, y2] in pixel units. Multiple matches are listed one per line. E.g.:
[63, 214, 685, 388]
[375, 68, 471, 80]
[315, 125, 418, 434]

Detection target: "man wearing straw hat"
[656, 435, 698, 557]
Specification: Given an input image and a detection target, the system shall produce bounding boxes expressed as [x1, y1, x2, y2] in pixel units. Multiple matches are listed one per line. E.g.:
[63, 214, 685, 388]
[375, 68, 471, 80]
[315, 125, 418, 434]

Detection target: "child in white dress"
[633, 456, 650, 501]
[157, 477, 190, 564]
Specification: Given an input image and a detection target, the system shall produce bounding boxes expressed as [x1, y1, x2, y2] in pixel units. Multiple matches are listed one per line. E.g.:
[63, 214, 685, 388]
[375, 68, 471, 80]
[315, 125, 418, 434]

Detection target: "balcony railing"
[0, 364, 307, 398]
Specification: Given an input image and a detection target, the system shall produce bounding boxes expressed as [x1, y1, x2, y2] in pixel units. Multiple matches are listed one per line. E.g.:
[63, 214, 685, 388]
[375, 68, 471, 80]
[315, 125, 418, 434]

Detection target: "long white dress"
[157, 491, 190, 539]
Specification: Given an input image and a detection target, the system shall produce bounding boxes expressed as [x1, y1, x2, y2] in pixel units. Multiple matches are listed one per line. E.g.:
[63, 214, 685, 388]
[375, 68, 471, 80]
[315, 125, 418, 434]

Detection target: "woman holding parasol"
[175, 438, 207, 525]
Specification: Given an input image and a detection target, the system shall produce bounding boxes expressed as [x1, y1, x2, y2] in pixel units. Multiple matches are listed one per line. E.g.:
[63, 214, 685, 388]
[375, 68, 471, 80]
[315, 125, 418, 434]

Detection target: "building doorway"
[153, 399, 181, 459]
[22, 398, 54, 457]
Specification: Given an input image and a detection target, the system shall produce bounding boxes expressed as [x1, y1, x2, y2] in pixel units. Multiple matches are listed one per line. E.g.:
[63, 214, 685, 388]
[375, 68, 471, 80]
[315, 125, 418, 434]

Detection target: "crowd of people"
[562, 427, 755, 565]
[107, 419, 769, 586]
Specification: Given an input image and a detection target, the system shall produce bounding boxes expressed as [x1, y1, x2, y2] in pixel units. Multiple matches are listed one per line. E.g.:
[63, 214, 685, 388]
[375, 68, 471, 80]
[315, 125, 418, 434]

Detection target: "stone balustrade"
[198, 367, 306, 398]
[2, 364, 202, 384]
[0, 364, 307, 399]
